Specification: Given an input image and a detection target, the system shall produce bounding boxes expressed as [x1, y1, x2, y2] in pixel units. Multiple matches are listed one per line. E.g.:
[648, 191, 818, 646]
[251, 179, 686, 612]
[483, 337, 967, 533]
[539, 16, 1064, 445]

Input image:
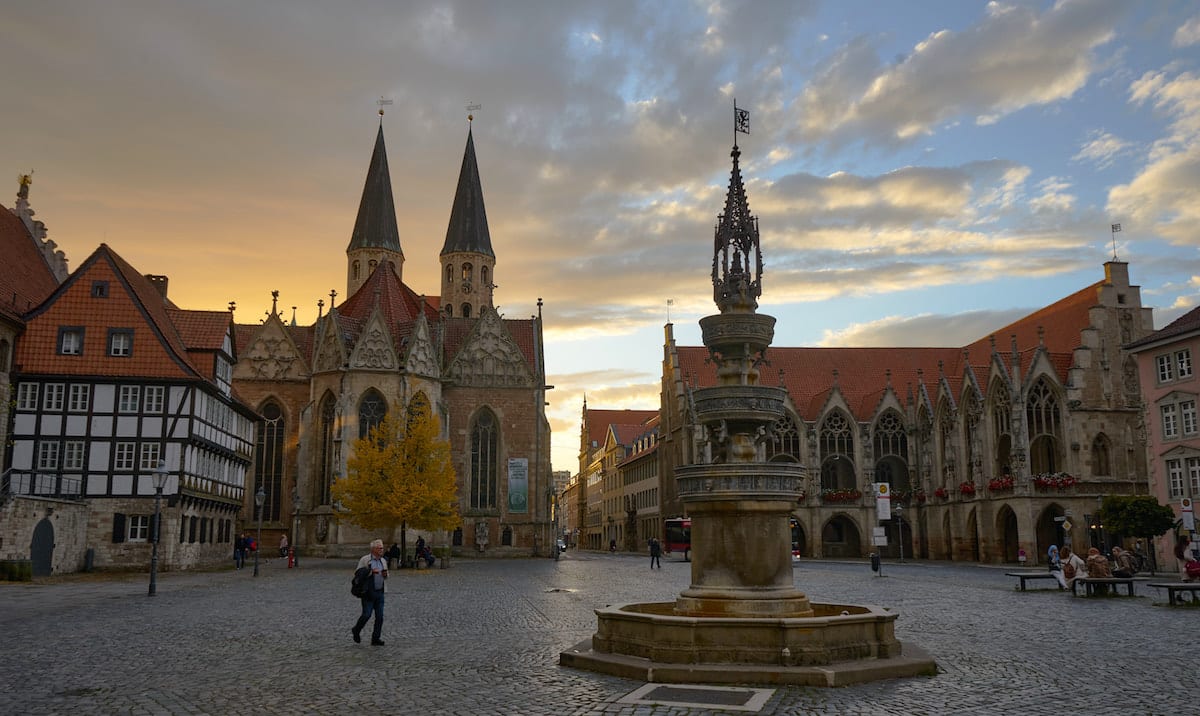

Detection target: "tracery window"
[318, 394, 337, 505]
[819, 410, 856, 490]
[470, 409, 499, 510]
[255, 401, 285, 522]
[358, 389, 388, 439]
[1026, 378, 1062, 474]
[991, 381, 1012, 476]
[766, 414, 802, 462]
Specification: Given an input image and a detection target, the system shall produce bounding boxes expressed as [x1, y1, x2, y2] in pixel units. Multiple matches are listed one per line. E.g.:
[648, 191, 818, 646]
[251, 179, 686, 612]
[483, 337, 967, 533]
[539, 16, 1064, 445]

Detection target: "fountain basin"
[560, 601, 937, 687]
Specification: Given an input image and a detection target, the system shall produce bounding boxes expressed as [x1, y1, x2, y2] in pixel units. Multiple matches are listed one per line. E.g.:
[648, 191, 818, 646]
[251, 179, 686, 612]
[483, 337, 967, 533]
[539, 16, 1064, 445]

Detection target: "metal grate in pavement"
[616, 683, 775, 712]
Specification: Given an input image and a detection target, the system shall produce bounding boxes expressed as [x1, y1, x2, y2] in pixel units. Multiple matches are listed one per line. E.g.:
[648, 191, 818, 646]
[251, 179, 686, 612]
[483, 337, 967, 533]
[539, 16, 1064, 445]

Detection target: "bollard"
[287, 546, 296, 568]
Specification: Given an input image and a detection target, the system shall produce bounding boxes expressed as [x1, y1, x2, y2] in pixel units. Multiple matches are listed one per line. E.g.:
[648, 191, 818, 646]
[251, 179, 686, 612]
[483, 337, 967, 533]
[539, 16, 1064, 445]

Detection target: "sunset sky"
[5, 0, 1199, 473]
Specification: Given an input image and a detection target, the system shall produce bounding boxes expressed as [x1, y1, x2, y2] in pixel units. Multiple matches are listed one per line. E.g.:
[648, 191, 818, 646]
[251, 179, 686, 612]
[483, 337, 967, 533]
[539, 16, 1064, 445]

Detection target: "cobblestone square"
[0, 552, 1190, 714]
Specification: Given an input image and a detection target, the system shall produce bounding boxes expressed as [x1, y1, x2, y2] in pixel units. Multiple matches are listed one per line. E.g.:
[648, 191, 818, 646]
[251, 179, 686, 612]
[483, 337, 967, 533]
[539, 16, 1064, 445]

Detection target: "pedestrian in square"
[234, 532, 246, 570]
[649, 537, 662, 569]
[352, 539, 388, 646]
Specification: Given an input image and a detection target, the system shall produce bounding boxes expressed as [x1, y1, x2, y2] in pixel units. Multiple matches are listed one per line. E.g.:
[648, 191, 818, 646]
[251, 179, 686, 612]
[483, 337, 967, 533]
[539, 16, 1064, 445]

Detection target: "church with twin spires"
[232, 119, 552, 556]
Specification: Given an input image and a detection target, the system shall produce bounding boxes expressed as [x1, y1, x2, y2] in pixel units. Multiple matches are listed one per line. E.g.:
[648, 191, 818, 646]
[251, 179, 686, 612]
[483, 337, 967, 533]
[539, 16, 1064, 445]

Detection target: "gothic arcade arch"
[820, 513, 862, 558]
[996, 504, 1020, 563]
[1036, 503, 1066, 562]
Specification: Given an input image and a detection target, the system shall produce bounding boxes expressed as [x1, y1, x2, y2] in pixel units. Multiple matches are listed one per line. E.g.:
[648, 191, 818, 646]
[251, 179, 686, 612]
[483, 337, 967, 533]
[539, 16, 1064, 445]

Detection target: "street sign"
[1183, 497, 1195, 531]
[875, 482, 891, 521]
[1062, 520, 1072, 531]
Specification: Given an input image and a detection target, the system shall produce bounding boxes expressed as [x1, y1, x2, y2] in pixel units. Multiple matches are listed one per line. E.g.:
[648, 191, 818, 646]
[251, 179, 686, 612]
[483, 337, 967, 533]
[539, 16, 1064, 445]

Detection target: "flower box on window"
[988, 476, 1015, 492]
[820, 488, 863, 503]
[958, 481, 977, 497]
[934, 487, 949, 499]
[1032, 472, 1077, 491]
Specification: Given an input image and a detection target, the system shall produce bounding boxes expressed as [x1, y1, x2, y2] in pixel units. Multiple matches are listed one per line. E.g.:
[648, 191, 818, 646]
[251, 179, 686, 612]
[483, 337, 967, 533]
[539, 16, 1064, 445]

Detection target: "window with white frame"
[108, 330, 133, 357]
[118, 386, 140, 413]
[16, 383, 38, 410]
[1190, 457, 1200, 497]
[37, 442, 60, 470]
[58, 327, 83, 355]
[140, 443, 161, 470]
[68, 384, 90, 412]
[115, 442, 136, 471]
[1158, 354, 1175, 383]
[1163, 404, 1180, 439]
[1168, 459, 1185, 498]
[63, 441, 85, 470]
[145, 386, 165, 413]
[128, 515, 151, 542]
[43, 383, 65, 411]
[1180, 349, 1194, 380]
[1184, 400, 1198, 437]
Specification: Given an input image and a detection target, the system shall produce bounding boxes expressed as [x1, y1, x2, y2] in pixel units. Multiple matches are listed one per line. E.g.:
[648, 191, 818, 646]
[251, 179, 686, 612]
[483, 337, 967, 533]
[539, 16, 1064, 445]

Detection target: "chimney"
[145, 274, 169, 299]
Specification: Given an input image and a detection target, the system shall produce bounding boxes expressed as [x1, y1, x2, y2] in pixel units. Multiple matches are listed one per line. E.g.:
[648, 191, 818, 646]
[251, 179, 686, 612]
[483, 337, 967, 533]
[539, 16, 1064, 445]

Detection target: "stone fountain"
[560, 140, 936, 686]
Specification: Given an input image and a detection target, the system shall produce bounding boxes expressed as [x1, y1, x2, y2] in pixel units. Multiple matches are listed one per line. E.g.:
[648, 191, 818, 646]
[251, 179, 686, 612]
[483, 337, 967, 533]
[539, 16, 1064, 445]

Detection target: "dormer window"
[108, 329, 133, 357]
[91, 281, 109, 298]
[58, 327, 84, 355]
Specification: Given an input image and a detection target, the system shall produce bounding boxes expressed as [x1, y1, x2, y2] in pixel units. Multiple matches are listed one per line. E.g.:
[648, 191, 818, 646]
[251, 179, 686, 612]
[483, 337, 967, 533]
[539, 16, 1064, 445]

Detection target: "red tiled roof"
[586, 409, 657, 446]
[0, 206, 59, 322]
[965, 280, 1100, 357]
[17, 244, 202, 379]
[442, 314, 540, 372]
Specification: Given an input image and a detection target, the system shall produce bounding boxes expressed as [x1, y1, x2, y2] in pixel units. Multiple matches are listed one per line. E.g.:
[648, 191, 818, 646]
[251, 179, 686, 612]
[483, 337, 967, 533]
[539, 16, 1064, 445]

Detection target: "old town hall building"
[232, 120, 552, 557]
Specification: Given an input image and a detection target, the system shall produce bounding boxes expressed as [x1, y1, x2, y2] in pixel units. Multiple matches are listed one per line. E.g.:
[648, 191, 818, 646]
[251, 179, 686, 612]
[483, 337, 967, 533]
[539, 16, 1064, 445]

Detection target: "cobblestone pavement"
[0, 551, 1192, 715]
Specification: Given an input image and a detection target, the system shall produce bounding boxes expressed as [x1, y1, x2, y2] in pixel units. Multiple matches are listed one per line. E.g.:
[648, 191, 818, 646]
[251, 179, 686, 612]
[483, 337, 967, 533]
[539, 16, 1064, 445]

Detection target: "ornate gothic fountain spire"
[712, 145, 763, 313]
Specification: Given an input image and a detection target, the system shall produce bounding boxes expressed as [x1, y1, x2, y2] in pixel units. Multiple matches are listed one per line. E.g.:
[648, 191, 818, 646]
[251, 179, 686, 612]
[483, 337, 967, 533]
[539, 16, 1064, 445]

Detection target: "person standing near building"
[234, 533, 246, 570]
[352, 539, 388, 646]
[649, 537, 662, 569]
[279, 533, 289, 559]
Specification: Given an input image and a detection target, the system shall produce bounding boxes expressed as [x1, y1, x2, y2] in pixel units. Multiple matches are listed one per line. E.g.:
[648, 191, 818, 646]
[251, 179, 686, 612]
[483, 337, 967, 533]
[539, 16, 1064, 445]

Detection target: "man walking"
[649, 537, 662, 569]
[352, 539, 388, 646]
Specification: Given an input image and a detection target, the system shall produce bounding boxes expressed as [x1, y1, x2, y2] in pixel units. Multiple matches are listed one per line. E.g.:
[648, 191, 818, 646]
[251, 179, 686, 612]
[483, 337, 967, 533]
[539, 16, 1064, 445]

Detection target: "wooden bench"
[1146, 582, 1200, 606]
[1005, 571, 1062, 591]
[1071, 577, 1136, 597]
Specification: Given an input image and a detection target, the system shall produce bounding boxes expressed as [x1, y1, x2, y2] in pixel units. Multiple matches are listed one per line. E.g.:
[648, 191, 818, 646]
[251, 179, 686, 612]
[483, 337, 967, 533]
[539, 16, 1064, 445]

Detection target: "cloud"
[817, 308, 1033, 347]
[1108, 69, 1200, 246]
[1174, 16, 1200, 47]
[1072, 130, 1132, 169]
[793, 0, 1129, 145]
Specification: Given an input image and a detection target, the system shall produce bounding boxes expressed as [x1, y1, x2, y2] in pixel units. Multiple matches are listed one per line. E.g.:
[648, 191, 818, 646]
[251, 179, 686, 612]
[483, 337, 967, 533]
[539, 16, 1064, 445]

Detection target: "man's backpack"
[351, 566, 371, 598]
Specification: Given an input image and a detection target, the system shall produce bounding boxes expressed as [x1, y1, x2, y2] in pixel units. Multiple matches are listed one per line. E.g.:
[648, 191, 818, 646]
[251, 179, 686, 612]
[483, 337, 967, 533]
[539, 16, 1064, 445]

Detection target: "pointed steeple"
[346, 124, 404, 298]
[441, 127, 494, 258]
[711, 144, 762, 313]
[348, 125, 402, 254]
[440, 125, 497, 319]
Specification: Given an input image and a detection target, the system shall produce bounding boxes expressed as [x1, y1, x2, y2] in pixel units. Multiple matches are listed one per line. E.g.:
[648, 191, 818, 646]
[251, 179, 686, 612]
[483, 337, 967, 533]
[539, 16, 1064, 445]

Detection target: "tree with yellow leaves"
[333, 398, 460, 543]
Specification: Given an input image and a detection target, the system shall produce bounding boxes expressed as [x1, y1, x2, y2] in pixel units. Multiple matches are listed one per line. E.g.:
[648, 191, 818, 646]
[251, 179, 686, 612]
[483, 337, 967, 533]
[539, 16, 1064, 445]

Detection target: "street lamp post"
[895, 504, 905, 563]
[253, 485, 265, 577]
[148, 460, 169, 597]
[291, 489, 301, 568]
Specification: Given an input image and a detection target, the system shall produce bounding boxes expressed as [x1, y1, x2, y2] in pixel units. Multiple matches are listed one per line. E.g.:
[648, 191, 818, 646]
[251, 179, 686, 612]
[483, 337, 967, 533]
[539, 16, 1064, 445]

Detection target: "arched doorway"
[821, 515, 862, 558]
[997, 505, 1020, 563]
[966, 508, 981, 562]
[30, 518, 54, 577]
[1036, 504, 1066, 562]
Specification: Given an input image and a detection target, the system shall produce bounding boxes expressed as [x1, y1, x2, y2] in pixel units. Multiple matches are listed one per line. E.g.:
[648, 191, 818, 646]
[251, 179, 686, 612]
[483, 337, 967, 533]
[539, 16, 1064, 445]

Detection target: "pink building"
[1127, 306, 1200, 567]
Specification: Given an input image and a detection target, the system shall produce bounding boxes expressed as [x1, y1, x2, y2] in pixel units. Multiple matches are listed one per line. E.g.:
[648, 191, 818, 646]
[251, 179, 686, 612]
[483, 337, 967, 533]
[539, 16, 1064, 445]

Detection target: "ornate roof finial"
[291, 306, 297, 327]
[377, 96, 393, 123]
[466, 101, 481, 124]
[228, 300, 236, 313]
[329, 289, 337, 308]
[271, 290, 279, 316]
[712, 102, 762, 314]
[317, 298, 325, 319]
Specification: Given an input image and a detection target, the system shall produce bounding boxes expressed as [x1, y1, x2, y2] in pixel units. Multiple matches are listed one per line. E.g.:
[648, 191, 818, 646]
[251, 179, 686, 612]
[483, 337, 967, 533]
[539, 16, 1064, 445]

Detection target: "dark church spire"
[440, 127, 495, 258]
[347, 125, 403, 255]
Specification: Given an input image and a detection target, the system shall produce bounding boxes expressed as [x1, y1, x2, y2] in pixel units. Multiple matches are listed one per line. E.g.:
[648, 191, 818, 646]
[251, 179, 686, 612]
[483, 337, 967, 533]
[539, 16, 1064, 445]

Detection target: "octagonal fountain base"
[559, 601, 937, 687]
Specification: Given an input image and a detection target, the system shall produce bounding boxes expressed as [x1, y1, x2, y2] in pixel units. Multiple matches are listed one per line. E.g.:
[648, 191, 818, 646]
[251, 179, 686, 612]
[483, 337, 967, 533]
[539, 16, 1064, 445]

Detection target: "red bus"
[663, 517, 691, 560]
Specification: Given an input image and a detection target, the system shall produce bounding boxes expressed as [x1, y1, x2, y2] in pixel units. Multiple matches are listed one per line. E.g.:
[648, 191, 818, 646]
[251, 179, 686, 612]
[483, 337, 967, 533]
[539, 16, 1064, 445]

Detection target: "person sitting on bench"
[1060, 546, 1086, 590]
[1086, 547, 1113, 595]
[1111, 546, 1137, 578]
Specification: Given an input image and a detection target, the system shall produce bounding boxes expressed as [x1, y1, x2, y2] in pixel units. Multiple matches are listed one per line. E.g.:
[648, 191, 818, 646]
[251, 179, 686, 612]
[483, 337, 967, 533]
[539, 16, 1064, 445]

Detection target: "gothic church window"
[1026, 378, 1062, 474]
[819, 410, 856, 491]
[766, 414, 801, 462]
[873, 410, 909, 491]
[991, 381, 1012, 476]
[470, 409, 499, 510]
[358, 389, 388, 439]
[481, 266, 489, 287]
[445, 265, 454, 285]
[318, 394, 337, 505]
[255, 400, 285, 522]
[353, 261, 360, 280]
[462, 303, 471, 318]
[461, 263, 473, 282]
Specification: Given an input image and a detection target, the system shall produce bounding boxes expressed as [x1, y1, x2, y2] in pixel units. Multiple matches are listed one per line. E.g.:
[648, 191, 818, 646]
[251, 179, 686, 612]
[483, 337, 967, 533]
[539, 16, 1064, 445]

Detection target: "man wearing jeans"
[352, 539, 388, 646]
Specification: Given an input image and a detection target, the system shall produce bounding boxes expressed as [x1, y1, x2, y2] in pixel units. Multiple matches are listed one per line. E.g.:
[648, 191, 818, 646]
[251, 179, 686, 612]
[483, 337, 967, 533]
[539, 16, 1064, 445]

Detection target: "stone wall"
[0, 495, 90, 573]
